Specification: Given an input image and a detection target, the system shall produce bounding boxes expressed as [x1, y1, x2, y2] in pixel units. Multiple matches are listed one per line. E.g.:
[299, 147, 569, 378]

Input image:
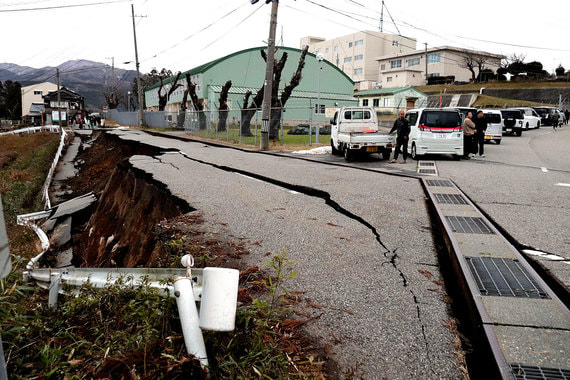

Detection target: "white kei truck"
[330, 107, 395, 161]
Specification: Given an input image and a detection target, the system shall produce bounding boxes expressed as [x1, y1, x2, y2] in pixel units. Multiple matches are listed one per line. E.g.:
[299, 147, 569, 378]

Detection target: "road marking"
[555, 183, 570, 187]
[523, 249, 566, 262]
[541, 167, 548, 173]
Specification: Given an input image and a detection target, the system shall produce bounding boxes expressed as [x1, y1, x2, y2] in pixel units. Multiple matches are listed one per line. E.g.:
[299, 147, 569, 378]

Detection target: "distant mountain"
[0, 59, 137, 111]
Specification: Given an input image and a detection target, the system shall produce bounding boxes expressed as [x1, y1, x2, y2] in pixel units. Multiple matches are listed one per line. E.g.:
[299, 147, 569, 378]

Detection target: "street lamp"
[316, 53, 324, 144]
[127, 91, 131, 112]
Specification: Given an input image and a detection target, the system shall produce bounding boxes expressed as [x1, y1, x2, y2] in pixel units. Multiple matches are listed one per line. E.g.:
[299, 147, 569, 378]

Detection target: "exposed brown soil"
[56, 130, 329, 377]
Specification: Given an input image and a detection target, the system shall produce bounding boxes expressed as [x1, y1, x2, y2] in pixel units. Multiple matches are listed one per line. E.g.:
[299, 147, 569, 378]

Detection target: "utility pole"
[132, 4, 143, 128]
[260, 0, 279, 150]
[424, 43, 428, 85]
[56, 68, 62, 128]
[379, 0, 384, 32]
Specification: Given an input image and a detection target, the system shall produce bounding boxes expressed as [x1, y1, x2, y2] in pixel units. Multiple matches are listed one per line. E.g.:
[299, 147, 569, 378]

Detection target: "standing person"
[551, 111, 559, 130]
[473, 110, 487, 157]
[462, 112, 476, 159]
[564, 109, 569, 125]
[389, 110, 410, 164]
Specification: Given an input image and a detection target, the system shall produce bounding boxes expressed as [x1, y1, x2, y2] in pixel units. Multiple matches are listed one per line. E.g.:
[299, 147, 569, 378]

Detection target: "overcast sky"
[1, 0, 569, 77]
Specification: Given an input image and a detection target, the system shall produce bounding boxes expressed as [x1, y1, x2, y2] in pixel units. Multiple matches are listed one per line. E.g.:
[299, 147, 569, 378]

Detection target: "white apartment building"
[300, 31, 417, 91]
[376, 46, 504, 88]
[21, 82, 58, 119]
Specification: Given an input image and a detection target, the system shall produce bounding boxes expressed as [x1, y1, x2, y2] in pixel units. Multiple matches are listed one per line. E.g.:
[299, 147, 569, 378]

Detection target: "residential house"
[353, 86, 427, 114]
[21, 82, 57, 124]
[42, 87, 85, 125]
[376, 46, 504, 88]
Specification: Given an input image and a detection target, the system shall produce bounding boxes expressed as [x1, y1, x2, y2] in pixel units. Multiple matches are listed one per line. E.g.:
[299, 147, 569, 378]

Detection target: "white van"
[482, 110, 503, 145]
[510, 107, 541, 129]
[405, 108, 463, 160]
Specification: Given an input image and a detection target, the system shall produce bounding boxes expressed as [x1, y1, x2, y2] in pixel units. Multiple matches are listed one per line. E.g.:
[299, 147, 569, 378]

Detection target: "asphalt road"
[110, 129, 464, 378]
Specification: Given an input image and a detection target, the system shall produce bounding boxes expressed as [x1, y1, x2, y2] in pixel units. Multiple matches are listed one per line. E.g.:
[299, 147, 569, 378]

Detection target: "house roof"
[43, 87, 84, 100]
[375, 45, 505, 62]
[353, 86, 427, 98]
[29, 103, 45, 113]
[146, 46, 354, 91]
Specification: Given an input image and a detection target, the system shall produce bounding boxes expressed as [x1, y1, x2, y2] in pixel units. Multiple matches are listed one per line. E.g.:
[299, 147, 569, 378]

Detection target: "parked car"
[482, 110, 503, 144]
[405, 108, 463, 160]
[444, 107, 477, 123]
[532, 106, 557, 126]
[510, 107, 541, 129]
[500, 109, 524, 136]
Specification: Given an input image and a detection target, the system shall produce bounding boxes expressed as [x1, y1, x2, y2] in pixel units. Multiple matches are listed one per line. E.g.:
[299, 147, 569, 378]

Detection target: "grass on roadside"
[472, 94, 551, 108]
[416, 80, 570, 94]
[0, 132, 61, 258]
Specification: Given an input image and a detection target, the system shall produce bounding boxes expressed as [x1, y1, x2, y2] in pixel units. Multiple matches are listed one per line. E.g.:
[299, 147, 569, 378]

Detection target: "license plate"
[485, 135, 492, 140]
[434, 133, 446, 138]
[366, 146, 378, 152]
[506, 128, 512, 132]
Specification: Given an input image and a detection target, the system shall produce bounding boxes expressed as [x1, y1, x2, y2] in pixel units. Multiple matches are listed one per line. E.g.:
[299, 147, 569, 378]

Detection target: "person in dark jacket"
[473, 110, 487, 157]
[389, 110, 410, 164]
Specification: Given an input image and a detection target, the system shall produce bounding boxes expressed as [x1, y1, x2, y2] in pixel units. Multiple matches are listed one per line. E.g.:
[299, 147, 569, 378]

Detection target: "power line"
[141, 1, 248, 63]
[0, 0, 131, 12]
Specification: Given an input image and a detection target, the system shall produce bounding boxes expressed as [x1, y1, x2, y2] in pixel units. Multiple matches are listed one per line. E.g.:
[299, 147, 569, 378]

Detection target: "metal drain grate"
[467, 257, 550, 298]
[419, 162, 435, 166]
[511, 364, 569, 379]
[446, 216, 494, 234]
[419, 169, 436, 174]
[434, 193, 468, 205]
[426, 179, 453, 187]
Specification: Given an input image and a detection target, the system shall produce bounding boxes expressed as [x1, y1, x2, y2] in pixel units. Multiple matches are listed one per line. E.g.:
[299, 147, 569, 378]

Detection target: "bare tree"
[185, 73, 207, 130]
[157, 72, 182, 111]
[217, 80, 232, 132]
[104, 91, 122, 109]
[460, 53, 488, 82]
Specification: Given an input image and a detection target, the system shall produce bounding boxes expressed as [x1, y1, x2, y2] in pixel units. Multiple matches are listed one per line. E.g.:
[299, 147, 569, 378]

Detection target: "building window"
[314, 104, 325, 114]
[315, 50, 320, 56]
[354, 54, 363, 61]
[386, 77, 393, 82]
[355, 39, 363, 46]
[380, 64, 386, 70]
[354, 68, 363, 75]
[349, 42, 353, 48]
[325, 48, 329, 53]
[428, 53, 440, 64]
[344, 56, 352, 63]
[427, 73, 440, 78]
[392, 40, 399, 47]
[390, 59, 402, 69]
[373, 98, 379, 107]
[334, 45, 338, 52]
[408, 57, 420, 67]
[384, 98, 391, 107]
[362, 99, 369, 106]
[34, 90, 42, 95]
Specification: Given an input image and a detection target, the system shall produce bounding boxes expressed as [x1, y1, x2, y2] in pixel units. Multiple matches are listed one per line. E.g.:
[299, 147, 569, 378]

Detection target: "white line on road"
[555, 183, 570, 187]
[541, 167, 548, 173]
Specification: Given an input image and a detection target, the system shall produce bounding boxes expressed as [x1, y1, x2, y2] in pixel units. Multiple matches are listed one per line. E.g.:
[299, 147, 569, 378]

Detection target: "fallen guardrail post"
[22, 253, 240, 370]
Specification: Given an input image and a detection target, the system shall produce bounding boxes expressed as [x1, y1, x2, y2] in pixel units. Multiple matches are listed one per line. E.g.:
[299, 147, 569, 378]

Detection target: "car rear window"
[501, 110, 523, 119]
[420, 111, 461, 127]
[484, 113, 501, 123]
[344, 110, 371, 120]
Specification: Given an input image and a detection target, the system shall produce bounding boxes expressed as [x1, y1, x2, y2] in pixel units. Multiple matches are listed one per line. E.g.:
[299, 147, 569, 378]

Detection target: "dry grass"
[472, 95, 550, 108]
[416, 80, 570, 94]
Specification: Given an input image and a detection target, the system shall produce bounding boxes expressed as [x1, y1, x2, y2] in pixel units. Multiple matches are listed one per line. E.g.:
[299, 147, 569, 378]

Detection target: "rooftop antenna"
[279, 25, 283, 46]
[384, 1, 401, 35]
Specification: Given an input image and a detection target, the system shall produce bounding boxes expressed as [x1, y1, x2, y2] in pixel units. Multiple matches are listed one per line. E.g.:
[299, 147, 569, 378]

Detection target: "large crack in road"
[175, 150, 434, 369]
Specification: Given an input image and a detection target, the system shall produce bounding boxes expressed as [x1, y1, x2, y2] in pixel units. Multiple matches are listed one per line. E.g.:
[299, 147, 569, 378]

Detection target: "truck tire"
[382, 149, 391, 160]
[537, 121, 540, 129]
[331, 139, 340, 155]
[344, 147, 353, 161]
[516, 129, 522, 137]
[495, 139, 501, 145]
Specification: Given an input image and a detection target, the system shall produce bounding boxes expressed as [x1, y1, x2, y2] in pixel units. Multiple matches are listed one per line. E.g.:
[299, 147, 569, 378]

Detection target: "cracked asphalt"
[110, 129, 463, 378]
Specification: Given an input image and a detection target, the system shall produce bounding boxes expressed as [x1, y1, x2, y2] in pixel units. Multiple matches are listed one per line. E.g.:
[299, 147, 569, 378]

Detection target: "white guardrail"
[22, 255, 239, 369]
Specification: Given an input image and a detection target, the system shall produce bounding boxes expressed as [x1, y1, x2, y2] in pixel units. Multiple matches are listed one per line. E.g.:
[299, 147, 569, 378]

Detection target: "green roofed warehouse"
[144, 46, 357, 125]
